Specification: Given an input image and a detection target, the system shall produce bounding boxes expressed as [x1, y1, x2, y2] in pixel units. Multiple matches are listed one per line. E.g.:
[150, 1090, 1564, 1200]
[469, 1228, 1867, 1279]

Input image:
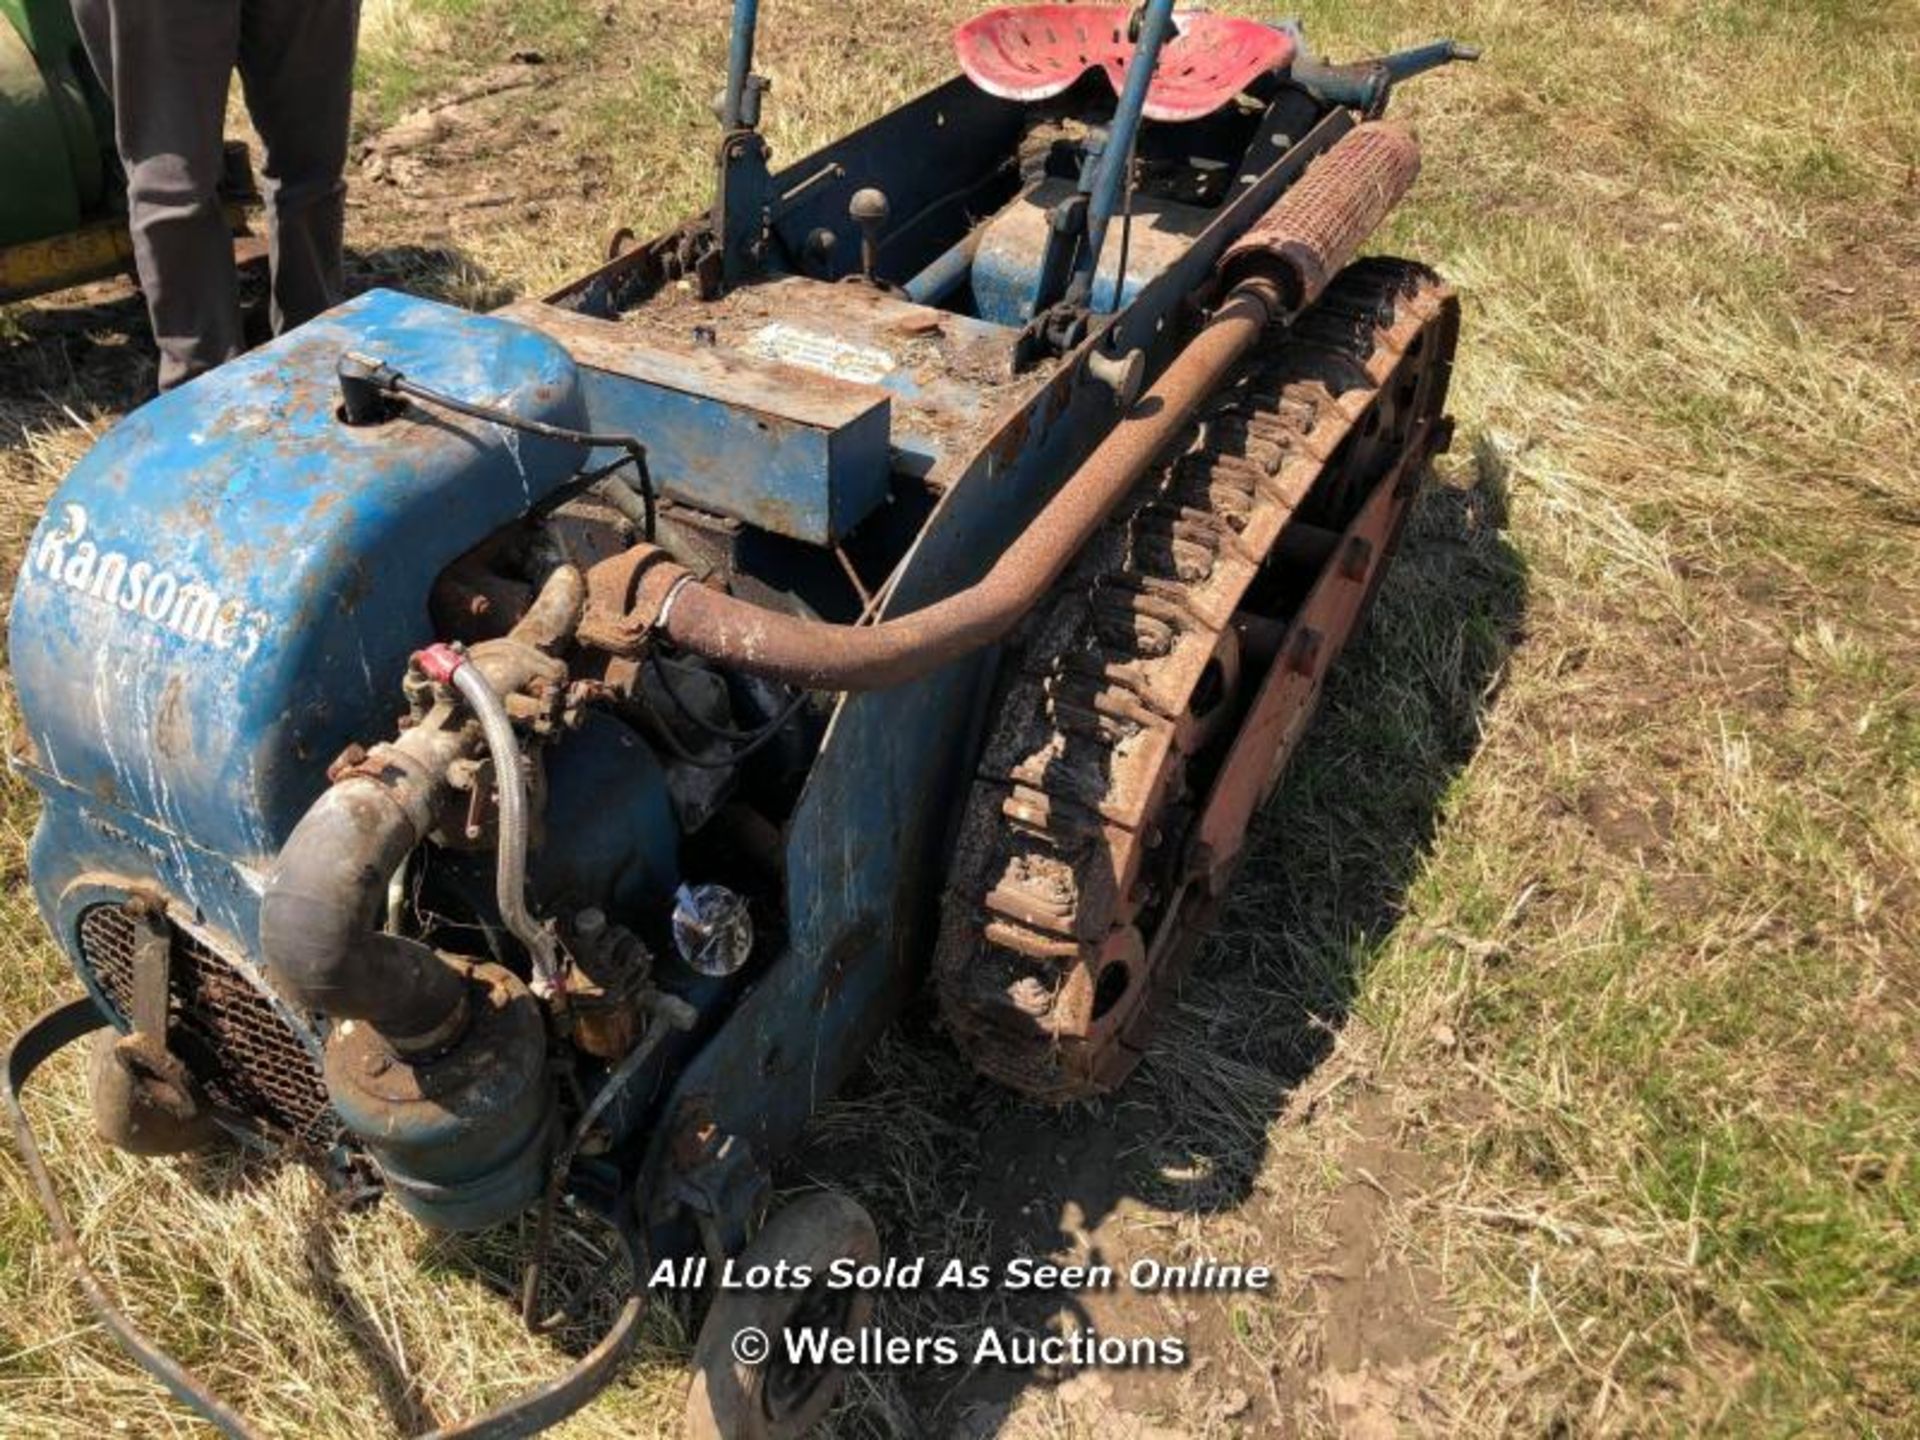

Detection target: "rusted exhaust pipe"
[580, 123, 1421, 692]
[581, 283, 1278, 688]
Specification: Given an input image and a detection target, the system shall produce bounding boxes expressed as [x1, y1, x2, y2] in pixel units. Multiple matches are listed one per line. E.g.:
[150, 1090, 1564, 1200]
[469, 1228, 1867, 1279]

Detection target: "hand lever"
[849, 188, 890, 286]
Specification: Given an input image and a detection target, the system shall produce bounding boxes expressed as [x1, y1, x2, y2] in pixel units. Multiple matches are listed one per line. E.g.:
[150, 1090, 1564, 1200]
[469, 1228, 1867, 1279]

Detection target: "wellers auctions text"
[650, 1254, 1276, 1293]
[784, 1324, 1187, 1369]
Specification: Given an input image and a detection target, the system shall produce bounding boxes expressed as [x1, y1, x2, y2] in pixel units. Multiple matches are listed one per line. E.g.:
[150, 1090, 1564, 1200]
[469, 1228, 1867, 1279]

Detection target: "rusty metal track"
[934, 259, 1459, 1101]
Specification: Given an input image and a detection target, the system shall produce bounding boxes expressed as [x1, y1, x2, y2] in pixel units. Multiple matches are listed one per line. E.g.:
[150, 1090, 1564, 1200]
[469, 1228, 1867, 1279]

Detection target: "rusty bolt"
[1340, 537, 1374, 582]
[671, 1116, 722, 1171]
[1287, 627, 1323, 676]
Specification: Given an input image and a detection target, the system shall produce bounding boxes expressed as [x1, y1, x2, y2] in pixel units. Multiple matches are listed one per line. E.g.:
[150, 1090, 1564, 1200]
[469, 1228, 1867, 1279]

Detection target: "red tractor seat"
[954, 5, 1296, 123]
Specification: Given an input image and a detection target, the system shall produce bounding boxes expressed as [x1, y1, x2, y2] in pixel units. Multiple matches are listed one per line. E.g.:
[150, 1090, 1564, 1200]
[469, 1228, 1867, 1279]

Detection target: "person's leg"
[238, 0, 360, 335]
[73, 0, 244, 391]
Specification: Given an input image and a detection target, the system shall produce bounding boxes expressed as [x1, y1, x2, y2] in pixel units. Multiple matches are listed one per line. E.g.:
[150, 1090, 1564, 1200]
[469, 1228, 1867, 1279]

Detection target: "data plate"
[743, 323, 898, 385]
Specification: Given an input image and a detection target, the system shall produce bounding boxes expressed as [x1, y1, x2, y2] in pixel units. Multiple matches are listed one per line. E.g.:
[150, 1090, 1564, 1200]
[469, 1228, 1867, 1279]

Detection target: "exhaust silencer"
[1219, 121, 1422, 315]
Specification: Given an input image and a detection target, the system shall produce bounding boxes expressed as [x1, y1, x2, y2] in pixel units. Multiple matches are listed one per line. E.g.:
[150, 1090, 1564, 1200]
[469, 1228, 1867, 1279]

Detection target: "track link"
[934, 258, 1460, 1102]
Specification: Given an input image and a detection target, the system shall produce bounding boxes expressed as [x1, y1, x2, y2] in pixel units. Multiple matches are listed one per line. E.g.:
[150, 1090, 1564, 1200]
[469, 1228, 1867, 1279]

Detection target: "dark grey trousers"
[73, 0, 360, 390]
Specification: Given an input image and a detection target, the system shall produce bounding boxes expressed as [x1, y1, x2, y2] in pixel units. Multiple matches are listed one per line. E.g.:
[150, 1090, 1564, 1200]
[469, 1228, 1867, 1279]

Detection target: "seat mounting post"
[719, 0, 762, 131]
[1063, 0, 1177, 309]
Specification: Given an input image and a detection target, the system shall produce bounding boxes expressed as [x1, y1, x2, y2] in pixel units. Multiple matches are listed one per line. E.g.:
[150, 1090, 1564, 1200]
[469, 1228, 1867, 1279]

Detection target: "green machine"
[0, 0, 111, 243]
[1, 0, 255, 304]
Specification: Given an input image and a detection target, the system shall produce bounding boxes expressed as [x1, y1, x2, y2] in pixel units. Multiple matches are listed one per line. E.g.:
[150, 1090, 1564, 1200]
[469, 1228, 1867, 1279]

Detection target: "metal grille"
[77, 904, 342, 1149]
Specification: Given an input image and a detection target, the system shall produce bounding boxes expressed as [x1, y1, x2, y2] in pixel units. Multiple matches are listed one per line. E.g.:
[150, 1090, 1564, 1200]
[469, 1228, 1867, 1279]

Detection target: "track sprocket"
[934, 258, 1460, 1102]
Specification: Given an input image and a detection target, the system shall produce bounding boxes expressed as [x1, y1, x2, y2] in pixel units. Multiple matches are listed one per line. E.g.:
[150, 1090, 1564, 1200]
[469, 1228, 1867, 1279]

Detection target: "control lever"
[849, 187, 890, 286]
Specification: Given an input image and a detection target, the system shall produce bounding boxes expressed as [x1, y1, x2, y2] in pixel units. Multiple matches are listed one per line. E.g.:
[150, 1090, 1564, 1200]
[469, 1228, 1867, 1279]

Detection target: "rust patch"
[1220, 122, 1422, 314]
[668, 1094, 720, 1172]
[812, 925, 870, 1012]
[153, 674, 191, 761]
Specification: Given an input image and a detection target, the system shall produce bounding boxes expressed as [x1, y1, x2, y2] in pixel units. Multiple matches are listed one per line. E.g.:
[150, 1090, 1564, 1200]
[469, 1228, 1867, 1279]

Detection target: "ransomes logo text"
[30, 504, 271, 659]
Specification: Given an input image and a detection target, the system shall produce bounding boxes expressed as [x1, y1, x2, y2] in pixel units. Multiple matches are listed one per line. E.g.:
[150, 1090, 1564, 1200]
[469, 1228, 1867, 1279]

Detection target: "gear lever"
[849, 187, 889, 286]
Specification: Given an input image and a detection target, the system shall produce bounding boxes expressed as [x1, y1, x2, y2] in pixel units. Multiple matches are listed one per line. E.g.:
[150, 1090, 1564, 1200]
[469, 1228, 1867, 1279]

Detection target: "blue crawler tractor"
[6, 3, 1472, 1433]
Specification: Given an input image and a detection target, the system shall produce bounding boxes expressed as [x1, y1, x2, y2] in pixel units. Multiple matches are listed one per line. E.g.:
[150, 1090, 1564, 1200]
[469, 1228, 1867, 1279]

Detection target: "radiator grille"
[77, 903, 342, 1149]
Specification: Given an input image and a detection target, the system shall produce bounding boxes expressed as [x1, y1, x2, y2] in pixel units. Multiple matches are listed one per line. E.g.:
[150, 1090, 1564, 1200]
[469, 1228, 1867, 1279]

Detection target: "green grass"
[355, 0, 613, 130]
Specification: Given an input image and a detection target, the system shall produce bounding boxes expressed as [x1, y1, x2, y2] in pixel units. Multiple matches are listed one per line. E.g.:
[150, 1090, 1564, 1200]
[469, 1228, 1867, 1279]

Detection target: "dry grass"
[3, 0, 1918, 1435]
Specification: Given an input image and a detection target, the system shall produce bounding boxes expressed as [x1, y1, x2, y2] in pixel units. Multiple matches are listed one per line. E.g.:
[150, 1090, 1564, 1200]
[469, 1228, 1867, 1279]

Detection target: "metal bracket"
[125, 896, 172, 1045]
[664, 1108, 770, 1261]
[711, 129, 775, 292]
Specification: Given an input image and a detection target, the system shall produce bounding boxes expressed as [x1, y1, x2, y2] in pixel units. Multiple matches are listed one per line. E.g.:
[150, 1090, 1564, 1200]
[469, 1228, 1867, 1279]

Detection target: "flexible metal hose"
[442, 659, 561, 996]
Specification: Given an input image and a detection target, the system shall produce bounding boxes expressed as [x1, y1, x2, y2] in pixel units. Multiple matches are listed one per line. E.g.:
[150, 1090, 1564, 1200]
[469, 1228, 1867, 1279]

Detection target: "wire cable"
[644, 651, 814, 769]
[391, 376, 658, 542]
[339, 353, 657, 540]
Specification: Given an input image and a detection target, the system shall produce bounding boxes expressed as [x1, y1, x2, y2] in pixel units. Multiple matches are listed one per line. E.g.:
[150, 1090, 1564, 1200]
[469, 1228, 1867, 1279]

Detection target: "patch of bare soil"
[818, 1070, 1458, 1437]
[1574, 784, 1674, 860]
[349, 53, 612, 271]
[1794, 202, 1920, 363]
[1279, 1099, 1454, 1438]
